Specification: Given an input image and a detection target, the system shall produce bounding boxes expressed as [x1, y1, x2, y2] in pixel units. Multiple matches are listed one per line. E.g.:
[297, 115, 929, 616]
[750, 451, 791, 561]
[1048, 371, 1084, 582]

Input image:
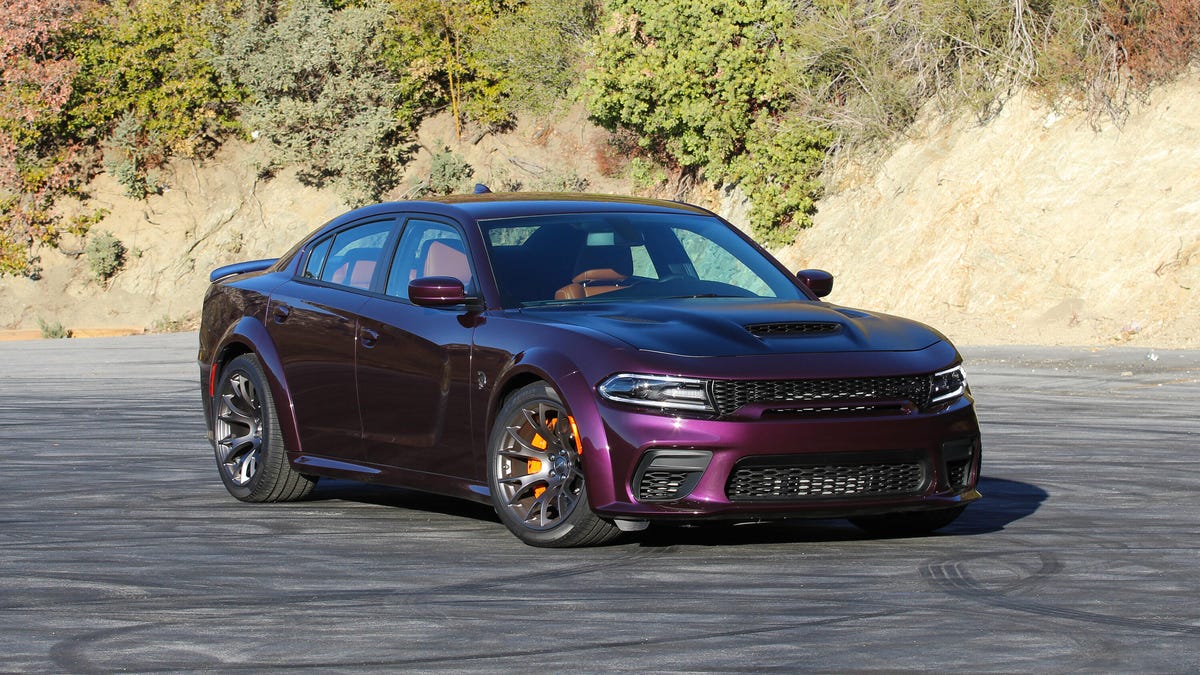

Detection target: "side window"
[318, 220, 394, 290]
[302, 237, 333, 279]
[385, 220, 472, 299]
[630, 244, 658, 279]
[672, 227, 771, 296]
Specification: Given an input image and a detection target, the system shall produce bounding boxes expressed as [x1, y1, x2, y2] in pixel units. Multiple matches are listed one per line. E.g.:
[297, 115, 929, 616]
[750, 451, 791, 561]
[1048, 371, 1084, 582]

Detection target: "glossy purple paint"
[199, 193, 981, 532]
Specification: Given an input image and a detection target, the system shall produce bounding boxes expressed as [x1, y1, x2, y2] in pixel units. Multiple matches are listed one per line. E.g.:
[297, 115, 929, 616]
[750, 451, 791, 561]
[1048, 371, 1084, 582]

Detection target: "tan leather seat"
[555, 243, 634, 300]
[329, 251, 377, 289]
[423, 239, 471, 284]
[555, 268, 629, 300]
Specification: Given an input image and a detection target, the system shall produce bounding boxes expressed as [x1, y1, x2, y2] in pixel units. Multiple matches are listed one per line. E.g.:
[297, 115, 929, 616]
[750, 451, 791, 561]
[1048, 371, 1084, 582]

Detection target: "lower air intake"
[726, 452, 927, 501]
[637, 470, 694, 501]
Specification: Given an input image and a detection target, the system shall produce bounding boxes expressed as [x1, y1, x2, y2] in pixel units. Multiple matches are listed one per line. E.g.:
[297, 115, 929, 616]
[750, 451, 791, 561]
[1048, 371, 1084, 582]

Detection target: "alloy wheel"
[493, 400, 584, 531]
[214, 370, 263, 486]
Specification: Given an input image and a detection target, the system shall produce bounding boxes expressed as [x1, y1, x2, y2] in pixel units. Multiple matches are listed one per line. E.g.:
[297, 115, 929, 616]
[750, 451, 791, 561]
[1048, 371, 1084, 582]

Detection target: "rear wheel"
[487, 383, 620, 547]
[212, 353, 316, 502]
[849, 505, 966, 537]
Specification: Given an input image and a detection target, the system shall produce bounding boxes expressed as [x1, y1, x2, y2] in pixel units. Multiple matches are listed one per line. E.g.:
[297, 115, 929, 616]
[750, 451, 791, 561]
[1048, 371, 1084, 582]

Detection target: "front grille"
[745, 322, 842, 337]
[710, 376, 930, 417]
[637, 470, 694, 501]
[726, 453, 927, 501]
[763, 404, 908, 417]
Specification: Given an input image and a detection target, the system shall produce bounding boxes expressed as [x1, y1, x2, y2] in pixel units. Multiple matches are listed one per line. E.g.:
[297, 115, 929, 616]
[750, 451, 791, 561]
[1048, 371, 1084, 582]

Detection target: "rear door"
[267, 217, 397, 460]
[356, 217, 479, 479]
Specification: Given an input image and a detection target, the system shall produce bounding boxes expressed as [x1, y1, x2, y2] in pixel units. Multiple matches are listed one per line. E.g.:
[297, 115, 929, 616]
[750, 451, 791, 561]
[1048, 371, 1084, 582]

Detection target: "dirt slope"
[2, 79, 1197, 347]
[776, 73, 1200, 348]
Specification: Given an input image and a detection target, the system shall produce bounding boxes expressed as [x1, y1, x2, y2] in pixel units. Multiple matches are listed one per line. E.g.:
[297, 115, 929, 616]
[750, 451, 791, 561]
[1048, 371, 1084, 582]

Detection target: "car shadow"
[306, 479, 502, 524]
[943, 476, 1048, 535]
[631, 476, 1048, 548]
[301, 476, 1047, 547]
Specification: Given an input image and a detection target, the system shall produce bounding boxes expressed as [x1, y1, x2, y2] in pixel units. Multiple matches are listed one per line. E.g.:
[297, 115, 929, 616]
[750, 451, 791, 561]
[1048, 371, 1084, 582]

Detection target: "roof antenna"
[473, 183, 492, 194]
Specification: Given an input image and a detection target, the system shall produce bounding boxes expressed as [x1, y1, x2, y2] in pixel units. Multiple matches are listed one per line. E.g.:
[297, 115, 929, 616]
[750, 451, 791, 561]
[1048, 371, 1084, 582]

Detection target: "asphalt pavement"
[0, 333, 1197, 672]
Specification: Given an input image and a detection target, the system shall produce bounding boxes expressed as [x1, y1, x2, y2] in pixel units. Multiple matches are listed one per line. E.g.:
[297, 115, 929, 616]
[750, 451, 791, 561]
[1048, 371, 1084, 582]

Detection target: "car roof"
[338, 192, 715, 223]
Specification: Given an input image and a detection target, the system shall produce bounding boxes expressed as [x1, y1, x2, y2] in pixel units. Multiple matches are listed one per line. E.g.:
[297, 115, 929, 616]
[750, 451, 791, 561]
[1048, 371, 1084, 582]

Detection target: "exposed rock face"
[775, 75, 1200, 348]
[0, 145, 346, 332]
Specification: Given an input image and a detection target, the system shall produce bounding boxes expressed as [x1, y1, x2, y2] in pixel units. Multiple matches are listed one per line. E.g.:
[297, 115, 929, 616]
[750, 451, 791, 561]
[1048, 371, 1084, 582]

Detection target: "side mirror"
[409, 276, 471, 307]
[796, 269, 833, 298]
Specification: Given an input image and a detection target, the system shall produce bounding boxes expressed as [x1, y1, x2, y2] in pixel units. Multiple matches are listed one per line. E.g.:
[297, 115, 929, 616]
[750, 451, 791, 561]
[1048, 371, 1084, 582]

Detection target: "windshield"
[480, 212, 805, 307]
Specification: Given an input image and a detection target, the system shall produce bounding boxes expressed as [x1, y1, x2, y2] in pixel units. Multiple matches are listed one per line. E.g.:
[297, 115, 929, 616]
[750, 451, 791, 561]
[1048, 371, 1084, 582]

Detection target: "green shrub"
[471, 0, 601, 116]
[585, 0, 827, 242]
[586, 0, 796, 172]
[212, 0, 417, 205]
[385, 0, 518, 134]
[729, 117, 833, 248]
[85, 230, 125, 280]
[69, 0, 241, 159]
[628, 157, 667, 190]
[103, 113, 163, 199]
[531, 169, 588, 193]
[37, 317, 72, 339]
[150, 313, 197, 333]
[426, 147, 474, 195]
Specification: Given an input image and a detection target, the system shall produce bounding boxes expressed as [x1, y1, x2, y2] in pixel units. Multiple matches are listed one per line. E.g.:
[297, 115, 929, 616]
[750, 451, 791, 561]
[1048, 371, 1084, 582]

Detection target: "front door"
[356, 218, 478, 479]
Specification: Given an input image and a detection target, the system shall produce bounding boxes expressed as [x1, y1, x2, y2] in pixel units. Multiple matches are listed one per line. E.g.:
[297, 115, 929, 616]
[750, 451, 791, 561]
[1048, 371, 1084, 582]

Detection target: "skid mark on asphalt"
[922, 552, 1200, 636]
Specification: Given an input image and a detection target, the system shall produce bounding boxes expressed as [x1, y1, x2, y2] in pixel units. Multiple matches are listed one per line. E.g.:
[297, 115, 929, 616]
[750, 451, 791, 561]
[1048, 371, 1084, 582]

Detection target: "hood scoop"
[745, 322, 843, 338]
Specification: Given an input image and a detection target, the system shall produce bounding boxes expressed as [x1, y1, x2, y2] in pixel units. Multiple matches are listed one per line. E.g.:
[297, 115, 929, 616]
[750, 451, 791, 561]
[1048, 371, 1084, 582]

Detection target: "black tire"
[211, 353, 316, 502]
[487, 383, 620, 547]
[849, 505, 966, 537]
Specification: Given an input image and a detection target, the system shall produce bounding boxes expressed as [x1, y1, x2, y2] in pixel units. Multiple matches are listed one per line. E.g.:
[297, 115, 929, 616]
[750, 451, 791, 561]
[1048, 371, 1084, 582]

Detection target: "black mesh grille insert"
[726, 453, 927, 501]
[946, 460, 969, 488]
[745, 322, 842, 337]
[941, 437, 976, 490]
[710, 376, 930, 417]
[637, 470, 693, 501]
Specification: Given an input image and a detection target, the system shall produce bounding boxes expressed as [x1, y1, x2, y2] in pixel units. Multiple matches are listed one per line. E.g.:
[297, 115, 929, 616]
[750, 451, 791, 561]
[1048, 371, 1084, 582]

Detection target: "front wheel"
[212, 353, 316, 502]
[487, 383, 620, 547]
[849, 505, 966, 537]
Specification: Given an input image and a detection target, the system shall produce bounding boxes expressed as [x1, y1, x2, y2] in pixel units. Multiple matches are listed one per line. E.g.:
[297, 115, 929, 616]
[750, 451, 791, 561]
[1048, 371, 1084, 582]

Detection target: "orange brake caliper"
[529, 418, 556, 498]
[528, 416, 582, 499]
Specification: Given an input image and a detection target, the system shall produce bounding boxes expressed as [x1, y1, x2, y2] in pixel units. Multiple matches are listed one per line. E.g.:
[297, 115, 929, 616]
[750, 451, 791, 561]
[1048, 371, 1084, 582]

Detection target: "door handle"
[272, 304, 291, 323]
[359, 327, 379, 348]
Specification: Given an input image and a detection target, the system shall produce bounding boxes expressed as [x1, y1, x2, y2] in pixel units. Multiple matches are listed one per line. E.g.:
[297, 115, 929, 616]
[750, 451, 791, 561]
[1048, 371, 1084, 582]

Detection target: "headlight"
[929, 365, 967, 404]
[598, 374, 713, 412]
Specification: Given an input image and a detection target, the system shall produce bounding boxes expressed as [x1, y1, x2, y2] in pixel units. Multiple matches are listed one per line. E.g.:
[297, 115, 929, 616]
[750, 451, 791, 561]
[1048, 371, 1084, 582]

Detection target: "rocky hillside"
[2, 76, 1198, 348]
[777, 72, 1200, 348]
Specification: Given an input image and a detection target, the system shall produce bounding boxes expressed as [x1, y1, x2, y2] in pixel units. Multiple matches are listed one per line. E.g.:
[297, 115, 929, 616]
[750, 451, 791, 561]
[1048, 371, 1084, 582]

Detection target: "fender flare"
[212, 316, 305, 459]
[487, 347, 620, 510]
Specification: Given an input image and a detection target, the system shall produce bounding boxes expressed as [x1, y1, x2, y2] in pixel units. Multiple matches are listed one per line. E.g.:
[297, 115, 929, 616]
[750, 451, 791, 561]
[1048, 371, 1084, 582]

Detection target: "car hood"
[518, 299, 944, 357]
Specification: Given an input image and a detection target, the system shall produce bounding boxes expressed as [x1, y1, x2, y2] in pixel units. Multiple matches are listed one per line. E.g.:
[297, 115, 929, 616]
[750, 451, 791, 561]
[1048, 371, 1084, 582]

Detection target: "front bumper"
[583, 396, 982, 521]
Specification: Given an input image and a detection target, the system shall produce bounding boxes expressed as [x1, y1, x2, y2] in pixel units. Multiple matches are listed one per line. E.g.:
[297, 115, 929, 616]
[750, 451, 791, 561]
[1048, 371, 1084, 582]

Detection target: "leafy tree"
[585, 0, 830, 243]
[384, 0, 514, 133]
[587, 0, 795, 170]
[68, 0, 242, 162]
[471, 0, 601, 116]
[213, 0, 417, 205]
[0, 0, 87, 276]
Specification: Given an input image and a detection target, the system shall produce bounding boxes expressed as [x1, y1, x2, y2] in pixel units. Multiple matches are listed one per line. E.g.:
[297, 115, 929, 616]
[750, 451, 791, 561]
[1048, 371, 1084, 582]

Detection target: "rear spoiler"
[209, 258, 279, 283]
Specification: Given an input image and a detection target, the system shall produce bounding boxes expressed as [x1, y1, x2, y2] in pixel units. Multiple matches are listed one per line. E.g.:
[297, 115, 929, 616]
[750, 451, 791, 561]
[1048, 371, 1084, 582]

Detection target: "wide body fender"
[484, 344, 623, 513]
[205, 315, 305, 460]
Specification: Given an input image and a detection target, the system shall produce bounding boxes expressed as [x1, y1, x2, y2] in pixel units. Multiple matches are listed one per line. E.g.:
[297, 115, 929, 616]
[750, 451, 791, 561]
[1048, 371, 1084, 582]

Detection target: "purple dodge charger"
[199, 192, 981, 547]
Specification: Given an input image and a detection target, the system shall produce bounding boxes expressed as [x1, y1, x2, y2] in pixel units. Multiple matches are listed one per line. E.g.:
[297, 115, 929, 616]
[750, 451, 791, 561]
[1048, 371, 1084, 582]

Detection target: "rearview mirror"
[796, 269, 833, 298]
[409, 276, 471, 307]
